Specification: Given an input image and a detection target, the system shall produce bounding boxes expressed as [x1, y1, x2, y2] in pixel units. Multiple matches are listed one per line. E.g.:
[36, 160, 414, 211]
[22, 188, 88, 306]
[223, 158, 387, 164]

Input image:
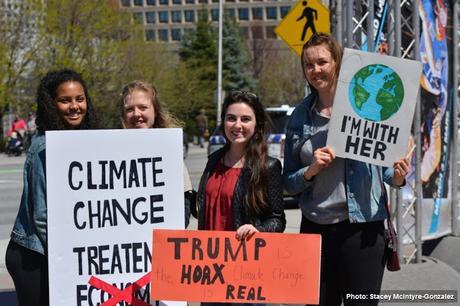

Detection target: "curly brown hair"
[35, 69, 98, 133]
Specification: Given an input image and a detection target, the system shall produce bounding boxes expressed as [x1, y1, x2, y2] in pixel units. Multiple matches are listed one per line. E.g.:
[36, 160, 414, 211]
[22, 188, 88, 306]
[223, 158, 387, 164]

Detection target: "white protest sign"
[327, 48, 422, 167]
[47, 129, 185, 306]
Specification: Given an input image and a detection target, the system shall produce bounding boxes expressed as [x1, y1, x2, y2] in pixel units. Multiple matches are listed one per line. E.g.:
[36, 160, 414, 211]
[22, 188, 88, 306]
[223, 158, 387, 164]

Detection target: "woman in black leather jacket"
[195, 90, 286, 241]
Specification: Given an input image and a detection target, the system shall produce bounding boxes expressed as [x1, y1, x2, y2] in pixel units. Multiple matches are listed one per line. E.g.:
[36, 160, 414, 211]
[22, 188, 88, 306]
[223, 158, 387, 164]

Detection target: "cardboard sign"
[47, 129, 185, 306]
[327, 48, 422, 167]
[151, 230, 321, 304]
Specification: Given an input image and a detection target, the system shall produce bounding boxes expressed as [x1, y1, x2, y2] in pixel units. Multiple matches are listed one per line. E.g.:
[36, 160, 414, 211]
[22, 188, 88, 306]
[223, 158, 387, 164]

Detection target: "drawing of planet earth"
[348, 64, 404, 121]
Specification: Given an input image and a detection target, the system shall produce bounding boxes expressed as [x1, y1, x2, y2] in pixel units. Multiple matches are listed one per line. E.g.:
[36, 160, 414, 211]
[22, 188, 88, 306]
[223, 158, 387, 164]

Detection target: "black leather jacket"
[195, 147, 286, 232]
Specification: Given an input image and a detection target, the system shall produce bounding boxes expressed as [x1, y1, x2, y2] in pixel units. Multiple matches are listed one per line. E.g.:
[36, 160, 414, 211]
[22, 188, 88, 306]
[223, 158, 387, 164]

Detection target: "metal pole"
[216, 0, 223, 126]
[336, 0, 343, 45]
[346, 0, 354, 48]
[394, 0, 401, 57]
[367, 0, 374, 52]
[387, 0, 394, 54]
[393, 0, 404, 263]
[412, 0, 422, 263]
[452, 2, 459, 236]
[342, 0, 347, 46]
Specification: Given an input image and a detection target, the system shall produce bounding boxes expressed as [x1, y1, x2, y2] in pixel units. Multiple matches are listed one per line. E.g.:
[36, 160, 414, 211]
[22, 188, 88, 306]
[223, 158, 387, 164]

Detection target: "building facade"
[117, 0, 297, 43]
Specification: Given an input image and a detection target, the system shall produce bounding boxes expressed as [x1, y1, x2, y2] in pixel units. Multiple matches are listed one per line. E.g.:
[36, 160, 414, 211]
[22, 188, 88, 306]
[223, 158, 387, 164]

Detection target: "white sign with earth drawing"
[327, 48, 422, 167]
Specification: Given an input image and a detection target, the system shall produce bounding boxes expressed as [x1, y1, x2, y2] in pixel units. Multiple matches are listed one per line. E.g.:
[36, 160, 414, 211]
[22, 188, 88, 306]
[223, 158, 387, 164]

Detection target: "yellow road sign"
[275, 0, 330, 57]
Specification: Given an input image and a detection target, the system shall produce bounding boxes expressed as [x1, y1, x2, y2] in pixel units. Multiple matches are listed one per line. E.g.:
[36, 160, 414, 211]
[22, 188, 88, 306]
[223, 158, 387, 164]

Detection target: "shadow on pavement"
[422, 235, 460, 274]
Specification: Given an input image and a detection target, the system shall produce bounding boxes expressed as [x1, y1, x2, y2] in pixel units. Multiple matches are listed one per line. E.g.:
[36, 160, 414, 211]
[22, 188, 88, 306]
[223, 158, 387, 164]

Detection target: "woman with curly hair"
[196, 90, 286, 246]
[6, 68, 98, 306]
[120, 80, 195, 227]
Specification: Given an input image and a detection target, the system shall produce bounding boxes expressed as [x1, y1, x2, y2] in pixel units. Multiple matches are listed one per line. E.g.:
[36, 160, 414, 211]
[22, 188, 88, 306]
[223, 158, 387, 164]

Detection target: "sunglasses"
[230, 90, 258, 99]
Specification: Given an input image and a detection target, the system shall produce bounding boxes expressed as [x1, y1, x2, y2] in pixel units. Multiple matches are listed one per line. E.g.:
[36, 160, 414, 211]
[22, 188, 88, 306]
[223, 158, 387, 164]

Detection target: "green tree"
[251, 40, 305, 106]
[35, 0, 140, 128]
[0, 0, 45, 115]
[1, 0, 190, 131]
[178, 10, 217, 133]
[222, 14, 255, 92]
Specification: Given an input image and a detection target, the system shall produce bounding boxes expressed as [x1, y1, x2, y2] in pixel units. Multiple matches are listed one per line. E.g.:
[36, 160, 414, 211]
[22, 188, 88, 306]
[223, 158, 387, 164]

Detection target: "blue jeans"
[198, 127, 206, 147]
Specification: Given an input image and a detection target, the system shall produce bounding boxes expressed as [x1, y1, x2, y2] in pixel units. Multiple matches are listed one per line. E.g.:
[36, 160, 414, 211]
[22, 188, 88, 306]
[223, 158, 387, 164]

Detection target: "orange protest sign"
[151, 230, 321, 304]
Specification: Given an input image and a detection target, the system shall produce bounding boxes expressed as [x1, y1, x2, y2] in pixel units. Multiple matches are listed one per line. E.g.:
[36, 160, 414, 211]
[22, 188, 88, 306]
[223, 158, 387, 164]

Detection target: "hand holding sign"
[392, 145, 414, 186]
[236, 224, 259, 241]
[304, 146, 336, 181]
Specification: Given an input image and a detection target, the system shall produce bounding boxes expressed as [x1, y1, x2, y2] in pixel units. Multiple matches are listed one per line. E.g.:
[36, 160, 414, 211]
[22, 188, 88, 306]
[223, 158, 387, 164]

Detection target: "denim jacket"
[10, 134, 47, 255]
[283, 93, 400, 223]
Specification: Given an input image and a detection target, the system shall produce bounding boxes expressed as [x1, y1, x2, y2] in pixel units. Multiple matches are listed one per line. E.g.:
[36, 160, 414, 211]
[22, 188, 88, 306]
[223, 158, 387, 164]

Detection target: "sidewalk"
[0, 153, 24, 293]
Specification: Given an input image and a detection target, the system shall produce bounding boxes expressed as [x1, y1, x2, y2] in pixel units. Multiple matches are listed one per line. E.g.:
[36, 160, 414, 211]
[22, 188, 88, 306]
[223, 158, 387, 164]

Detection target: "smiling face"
[302, 43, 337, 94]
[122, 90, 155, 129]
[223, 102, 256, 147]
[55, 81, 87, 129]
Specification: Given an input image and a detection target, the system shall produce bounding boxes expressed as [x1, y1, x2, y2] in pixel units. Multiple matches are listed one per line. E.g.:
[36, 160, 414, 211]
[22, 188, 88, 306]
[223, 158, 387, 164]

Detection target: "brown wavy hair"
[301, 33, 343, 93]
[120, 80, 181, 128]
[220, 90, 270, 214]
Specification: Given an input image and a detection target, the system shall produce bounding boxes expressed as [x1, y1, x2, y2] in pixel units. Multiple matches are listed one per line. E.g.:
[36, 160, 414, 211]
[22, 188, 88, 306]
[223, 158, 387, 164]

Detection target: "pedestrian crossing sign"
[275, 0, 330, 57]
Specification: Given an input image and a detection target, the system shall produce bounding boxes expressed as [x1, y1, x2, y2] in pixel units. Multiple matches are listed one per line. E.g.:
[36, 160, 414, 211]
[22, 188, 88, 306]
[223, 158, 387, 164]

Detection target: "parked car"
[207, 104, 298, 208]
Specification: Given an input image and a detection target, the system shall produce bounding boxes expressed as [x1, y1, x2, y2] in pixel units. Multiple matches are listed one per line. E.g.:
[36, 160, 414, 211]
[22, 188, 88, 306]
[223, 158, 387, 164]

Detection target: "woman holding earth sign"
[282, 33, 410, 305]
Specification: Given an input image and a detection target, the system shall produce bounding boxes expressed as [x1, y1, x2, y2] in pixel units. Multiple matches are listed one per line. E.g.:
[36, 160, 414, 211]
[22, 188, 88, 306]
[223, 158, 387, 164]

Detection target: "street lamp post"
[216, 0, 223, 126]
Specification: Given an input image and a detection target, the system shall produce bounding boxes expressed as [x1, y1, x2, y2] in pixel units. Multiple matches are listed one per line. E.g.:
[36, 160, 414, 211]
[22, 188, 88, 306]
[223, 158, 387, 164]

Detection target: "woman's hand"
[236, 224, 259, 241]
[303, 146, 336, 181]
[393, 157, 410, 186]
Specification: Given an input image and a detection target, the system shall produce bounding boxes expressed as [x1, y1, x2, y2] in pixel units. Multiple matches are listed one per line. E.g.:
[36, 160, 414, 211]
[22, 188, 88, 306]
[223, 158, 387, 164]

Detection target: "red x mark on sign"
[89, 272, 151, 306]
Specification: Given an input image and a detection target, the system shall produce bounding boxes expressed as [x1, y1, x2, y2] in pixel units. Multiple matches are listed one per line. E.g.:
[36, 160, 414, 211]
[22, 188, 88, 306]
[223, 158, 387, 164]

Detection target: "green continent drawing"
[353, 83, 370, 110]
[348, 64, 404, 122]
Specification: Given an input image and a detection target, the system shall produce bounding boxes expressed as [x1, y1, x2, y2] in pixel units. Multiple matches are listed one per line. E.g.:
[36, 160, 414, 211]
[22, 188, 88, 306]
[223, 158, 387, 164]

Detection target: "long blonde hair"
[120, 80, 182, 128]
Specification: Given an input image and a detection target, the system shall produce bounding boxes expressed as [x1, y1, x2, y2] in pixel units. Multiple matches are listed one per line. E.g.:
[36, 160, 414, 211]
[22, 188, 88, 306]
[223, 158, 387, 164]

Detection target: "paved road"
[0, 155, 23, 241]
[0, 153, 24, 295]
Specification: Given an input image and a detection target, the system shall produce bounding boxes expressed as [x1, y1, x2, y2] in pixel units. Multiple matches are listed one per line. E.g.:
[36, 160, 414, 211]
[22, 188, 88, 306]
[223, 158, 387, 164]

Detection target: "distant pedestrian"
[195, 108, 208, 148]
[5, 69, 98, 306]
[11, 115, 26, 139]
[26, 112, 37, 149]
